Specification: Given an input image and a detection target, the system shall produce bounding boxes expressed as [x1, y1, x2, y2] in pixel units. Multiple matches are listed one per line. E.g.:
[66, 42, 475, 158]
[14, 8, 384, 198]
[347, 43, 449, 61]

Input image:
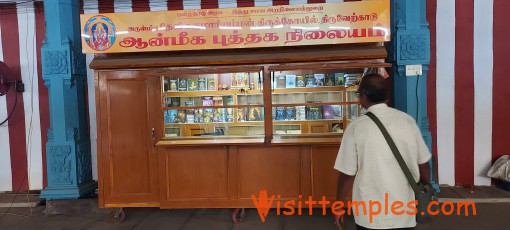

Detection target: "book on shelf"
[331, 105, 342, 119]
[213, 108, 226, 122]
[314, 74, 325, 87]
[237, 108, 247, 122]
[332, 123, 343, 133]
[295, 106, 306, 120]
[276, 75, 286, 89]
[203, 108, 214, 123]
[305, 74, 315, 87]
[334, 73, 345, 86]
[194, 109, 204, 123]
[165, 127, 180, 137]
[225, 96, 234, 106]
[171, 110, 186, 123]
[163, 79, 169, 92]
[202, 96, 213, 106]
[178, 79, 188, 91]
[207, 78, 216, 91]
[184, 100, 195, 123]
[325, 74, 335, 86]
[322, 105, 334, 119]
[169, 97, 180, 107]
[186, 109, 195, 123]
[247, 107, 263, 121]
[344, 73, 360, 87]
[169, 79, 178, 91]
[213, 96, 223, 106]
[164, 97, 171, 107]
[275, 130, 287, 135]
[287, 130, 302, 134]
[306, 101, 323, 120]
[164, 110, 171, 124]
[285, 75, 296, 88]
[188, 78, 198, 91]
[275, 107, 285, 121]
[296, 75, 305, 87]
[198, 78, 207, 91]
[285, 106, 296, 120]
[226, 108, 234, 122]
[232, 72, 250, 90]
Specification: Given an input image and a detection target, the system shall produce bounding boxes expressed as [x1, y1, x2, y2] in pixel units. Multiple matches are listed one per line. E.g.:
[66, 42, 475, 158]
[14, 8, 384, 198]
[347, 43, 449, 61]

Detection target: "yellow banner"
[80, 0, 390, 53]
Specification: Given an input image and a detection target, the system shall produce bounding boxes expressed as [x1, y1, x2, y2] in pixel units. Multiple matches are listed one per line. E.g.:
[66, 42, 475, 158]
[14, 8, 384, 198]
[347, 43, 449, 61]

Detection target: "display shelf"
[165, 90, 263, 97]
[272, 86, 344, 94]
[160, 64, 366, 140]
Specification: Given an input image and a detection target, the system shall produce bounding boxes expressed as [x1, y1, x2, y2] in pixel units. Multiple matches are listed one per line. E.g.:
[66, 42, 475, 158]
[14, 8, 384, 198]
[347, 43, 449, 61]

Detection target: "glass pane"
[347, 104, 360, 120]
[162, 71, 264, 138]
[271, 69, 363, 136]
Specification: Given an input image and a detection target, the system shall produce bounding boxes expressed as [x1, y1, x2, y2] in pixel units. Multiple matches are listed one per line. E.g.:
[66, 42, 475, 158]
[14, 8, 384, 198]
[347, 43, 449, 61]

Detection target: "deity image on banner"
[83, 15, 116, 51]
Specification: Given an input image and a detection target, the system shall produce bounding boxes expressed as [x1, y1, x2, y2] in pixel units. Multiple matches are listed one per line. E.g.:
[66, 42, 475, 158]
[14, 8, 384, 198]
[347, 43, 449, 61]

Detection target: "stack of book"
[344, 74, 360, 87]
[306, 101, 323, 120]
[168, 78, 215, 92]
[184, 101, 195, 123]
[296, 106, 306, 120]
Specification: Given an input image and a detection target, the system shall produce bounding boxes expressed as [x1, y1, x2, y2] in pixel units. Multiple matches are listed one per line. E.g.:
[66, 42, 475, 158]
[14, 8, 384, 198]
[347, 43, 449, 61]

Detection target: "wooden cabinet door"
[97, 71, 160, 206]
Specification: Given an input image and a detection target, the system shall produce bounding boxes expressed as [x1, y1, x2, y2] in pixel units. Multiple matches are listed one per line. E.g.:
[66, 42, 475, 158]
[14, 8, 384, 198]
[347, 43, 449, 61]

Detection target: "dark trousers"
[356, 224, 414, 230]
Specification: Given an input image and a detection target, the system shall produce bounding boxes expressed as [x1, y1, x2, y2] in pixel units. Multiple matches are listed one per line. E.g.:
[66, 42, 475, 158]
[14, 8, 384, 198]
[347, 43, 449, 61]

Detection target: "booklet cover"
[305, 74, 315, 87]
[334, 73, 345, 86]
[202, 96, 213, 106]
[188, 78, 198, 91]
[276, 75, 286, 89]
[285, 75, 296, 88]
[208, 78, 216, 91]
[169, 79, 178, 91]
[285, 106, 296, 120]
[325, 74, 335, 86]
[178, 78, 188, 91]
[314, 74, 325, 87]
[198, 78, 207, 91]
[296, 75, 305, 87]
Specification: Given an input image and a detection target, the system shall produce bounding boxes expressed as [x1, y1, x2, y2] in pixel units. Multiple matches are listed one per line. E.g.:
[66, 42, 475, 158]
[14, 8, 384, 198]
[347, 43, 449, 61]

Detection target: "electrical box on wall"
[405, 65, 423, 76]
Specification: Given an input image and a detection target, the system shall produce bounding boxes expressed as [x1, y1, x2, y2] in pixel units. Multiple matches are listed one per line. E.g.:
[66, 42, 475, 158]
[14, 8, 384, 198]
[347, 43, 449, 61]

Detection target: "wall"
[3, 0, 508, 192]
[427, 0, 510, 186]
[0, 1, 47, 192]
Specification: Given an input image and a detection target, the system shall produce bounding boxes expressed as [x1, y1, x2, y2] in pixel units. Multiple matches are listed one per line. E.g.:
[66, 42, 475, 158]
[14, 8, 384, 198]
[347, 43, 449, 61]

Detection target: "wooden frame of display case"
[91, 44, 391, 210]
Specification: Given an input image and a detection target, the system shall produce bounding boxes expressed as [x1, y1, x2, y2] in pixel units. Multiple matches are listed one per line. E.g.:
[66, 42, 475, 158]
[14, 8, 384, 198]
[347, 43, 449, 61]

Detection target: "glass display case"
[270, 68, 364, 137]
[162, 70, 264, 138]
[160, 65, 367, 140]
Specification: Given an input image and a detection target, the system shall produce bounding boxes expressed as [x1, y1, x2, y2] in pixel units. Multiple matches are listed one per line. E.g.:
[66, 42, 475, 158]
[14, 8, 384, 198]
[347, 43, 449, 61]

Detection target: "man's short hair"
[358, 74, 387, 103]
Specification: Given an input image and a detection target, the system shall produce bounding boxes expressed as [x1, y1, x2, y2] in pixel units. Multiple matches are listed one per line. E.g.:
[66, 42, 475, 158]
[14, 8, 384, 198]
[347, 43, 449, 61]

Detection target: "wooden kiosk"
[83, 0, 391, 223]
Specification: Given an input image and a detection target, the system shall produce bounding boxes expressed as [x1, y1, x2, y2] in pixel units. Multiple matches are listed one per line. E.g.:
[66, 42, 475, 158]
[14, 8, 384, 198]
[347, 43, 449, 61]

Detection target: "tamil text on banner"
[80, 0, 390, 53]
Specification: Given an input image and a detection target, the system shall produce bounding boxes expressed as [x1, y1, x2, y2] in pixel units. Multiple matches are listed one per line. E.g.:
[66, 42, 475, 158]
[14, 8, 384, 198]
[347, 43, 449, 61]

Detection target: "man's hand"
[335, 172, 354, 230]
[334, 212, 344, 230]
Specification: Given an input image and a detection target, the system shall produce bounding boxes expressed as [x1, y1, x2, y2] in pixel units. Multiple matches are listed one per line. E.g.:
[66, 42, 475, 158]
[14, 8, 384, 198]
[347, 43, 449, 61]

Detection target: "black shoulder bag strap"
[365, 112, 421, 194]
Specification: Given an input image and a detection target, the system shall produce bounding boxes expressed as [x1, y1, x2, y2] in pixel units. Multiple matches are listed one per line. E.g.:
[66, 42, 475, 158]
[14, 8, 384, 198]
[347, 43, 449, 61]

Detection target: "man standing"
[334, 74, 431, 230]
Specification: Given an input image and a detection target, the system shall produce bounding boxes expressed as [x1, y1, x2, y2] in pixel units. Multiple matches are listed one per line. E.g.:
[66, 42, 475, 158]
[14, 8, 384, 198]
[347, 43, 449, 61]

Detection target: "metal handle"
[151, 128, 156, 146]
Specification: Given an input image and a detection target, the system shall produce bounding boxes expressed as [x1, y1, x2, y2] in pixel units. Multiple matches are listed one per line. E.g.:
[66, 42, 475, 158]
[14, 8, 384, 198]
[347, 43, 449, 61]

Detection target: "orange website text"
[251, 190, 477, 223]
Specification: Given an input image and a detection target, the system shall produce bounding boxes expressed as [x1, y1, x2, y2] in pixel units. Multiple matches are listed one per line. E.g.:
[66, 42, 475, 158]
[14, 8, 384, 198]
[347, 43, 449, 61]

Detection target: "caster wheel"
[109, 209, 126, 224]
[232, 208, 247, 224]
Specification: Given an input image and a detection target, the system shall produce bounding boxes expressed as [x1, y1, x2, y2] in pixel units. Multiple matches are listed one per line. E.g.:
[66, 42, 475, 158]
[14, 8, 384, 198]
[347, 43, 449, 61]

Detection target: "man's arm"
[336, 172, 355, 202]
[334, 172, 355, 229]
[418, 162, 430, 184]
